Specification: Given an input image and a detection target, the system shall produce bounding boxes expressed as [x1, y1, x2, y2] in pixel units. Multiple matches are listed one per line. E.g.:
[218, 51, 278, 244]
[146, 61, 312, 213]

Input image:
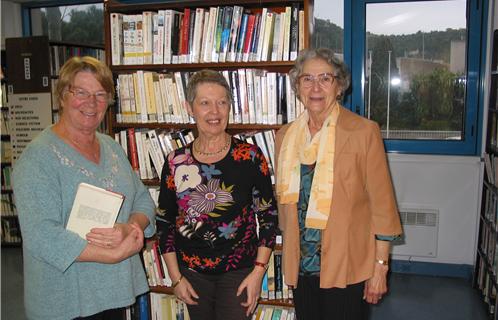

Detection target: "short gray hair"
[289, 48, 351, 100]
[186, 69, 233, 105]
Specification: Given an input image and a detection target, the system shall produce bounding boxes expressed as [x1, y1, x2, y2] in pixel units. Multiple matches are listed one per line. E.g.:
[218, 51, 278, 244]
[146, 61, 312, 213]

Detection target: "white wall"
[1, 1, 23, 50]
[389, 155, 481, 265]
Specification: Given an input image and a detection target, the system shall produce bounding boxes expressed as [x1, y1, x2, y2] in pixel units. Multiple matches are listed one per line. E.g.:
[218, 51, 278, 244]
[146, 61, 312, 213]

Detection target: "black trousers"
[293, 275, 369, 320]
[74, 307, 124, 320]
[181, 267, 252, 320]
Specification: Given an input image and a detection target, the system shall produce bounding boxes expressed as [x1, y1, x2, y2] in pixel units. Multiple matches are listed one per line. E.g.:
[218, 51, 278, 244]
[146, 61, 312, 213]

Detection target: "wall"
[1, 1, 23, 50]
[389, 155, 481, 267]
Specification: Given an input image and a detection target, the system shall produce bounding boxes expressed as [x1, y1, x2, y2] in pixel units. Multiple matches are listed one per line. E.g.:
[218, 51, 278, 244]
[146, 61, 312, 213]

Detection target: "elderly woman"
[275, 48, 402, 320]
[157, 69, 278, 319]
[12, 56, 156, 320]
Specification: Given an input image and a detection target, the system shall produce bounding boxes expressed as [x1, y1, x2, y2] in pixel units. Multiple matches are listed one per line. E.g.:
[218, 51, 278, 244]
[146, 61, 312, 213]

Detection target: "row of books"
[114, 128, 195, 180]
[110, 5, 304, 66]
[125, 293, 150, 320]
[252, 305, 296, 320]
[143, 237, 292, 305]
[1, 193, 16, 217]
[150, 292, 190, 320]
[115, 69, 304, 125]
[484, 153, 498, 187]
[114, 128, 278, 184]
[49, 44, 105, 76]
[476, 254, 497, 314]
[1, 217, 21, 245]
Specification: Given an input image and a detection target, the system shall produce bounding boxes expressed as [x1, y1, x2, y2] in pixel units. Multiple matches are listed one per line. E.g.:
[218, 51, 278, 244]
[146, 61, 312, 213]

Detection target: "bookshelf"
[475, 29, 498, 319]
[2, 37, 105, 247]
[104, 0, 312, 317]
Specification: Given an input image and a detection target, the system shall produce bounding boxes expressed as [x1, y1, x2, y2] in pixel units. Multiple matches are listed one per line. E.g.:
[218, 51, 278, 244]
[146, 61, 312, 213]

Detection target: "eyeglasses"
[68, 88, 110, 103]
[298, 73, 336, 88]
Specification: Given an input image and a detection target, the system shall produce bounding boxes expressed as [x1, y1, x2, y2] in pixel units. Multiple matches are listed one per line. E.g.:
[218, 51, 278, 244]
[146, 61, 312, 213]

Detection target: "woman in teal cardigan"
[12, 56, 156, 320]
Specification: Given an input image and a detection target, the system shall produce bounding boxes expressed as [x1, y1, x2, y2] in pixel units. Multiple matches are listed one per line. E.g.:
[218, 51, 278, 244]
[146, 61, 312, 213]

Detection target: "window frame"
[346, 0, 487, 155]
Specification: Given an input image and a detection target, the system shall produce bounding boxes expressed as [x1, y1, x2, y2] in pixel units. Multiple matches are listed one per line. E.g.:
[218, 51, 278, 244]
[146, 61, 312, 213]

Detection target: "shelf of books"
[104, 0, 313, 318]
[475, 29, 498, 320]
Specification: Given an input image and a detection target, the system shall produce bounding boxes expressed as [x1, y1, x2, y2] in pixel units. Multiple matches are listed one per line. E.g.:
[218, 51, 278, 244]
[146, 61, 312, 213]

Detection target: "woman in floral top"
[157, 70, 278, 320]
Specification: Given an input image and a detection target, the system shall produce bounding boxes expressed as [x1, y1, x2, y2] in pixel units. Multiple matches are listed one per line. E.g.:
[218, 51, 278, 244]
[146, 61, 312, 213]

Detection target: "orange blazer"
[275, 107, 402, 289]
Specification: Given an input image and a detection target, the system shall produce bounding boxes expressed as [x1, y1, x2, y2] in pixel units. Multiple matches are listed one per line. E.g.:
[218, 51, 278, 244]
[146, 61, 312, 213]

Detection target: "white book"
[122, 15, 134, 65]
[261, 12, 274, 62]
[66, 183, 124, 239]
[110, 13, 123, 66]
[163, 10, 174, 64]
[254, 8, 267, 62]
[147, 130, 166, 168]
[135, 14, 144, 64]
[136, 71, 149, 123]
[134, 130, 148, 179]
[142, 11, 154, 65]
[254, 71, 263, 124]
[245, 69, 256, 124]
[203, 8, 217, 63]
[158, 74, 173, 123]
[267, 72, 277, 124]
[153, 80, 165, 123]
[192, 8, 205, 63]
[154, 10, 165, 64]
[119, 130, 128, 156]
[117, 74, 131, 122]
[173, 73, 190, 123]
[271, 13, 282, 61]
[145, 135, 162, 178]
[127, 74, 137, 122]
[238, 69, 249, 124]
[286, 76, 296, 122]
[282, 7, 291, 61]
[298, 10, 305, 52]
[142, 135, 155, 179]
[261, 72, 269, 124]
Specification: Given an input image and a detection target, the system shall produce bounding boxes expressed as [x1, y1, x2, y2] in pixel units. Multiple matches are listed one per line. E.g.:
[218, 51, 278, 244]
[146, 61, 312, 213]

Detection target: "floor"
[1, 247, 491, 320]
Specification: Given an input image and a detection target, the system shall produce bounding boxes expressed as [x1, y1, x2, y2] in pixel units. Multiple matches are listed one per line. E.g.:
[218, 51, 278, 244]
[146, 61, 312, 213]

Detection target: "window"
[365, 1, 466, 141]
[312, 0, 487, 155]
[28, 2, 104, 46]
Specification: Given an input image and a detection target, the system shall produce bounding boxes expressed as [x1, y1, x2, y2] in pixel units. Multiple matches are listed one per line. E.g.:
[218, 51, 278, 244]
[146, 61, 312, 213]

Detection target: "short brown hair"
[186, 69, 232, 105]
[56, 56, 114, 106]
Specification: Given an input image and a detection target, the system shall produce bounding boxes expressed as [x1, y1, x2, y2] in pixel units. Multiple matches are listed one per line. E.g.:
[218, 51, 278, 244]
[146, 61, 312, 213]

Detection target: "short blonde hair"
[56, 56, 114, 106]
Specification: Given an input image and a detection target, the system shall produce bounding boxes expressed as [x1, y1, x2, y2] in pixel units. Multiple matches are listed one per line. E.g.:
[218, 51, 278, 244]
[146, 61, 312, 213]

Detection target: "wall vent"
[392, 207, 439, 258]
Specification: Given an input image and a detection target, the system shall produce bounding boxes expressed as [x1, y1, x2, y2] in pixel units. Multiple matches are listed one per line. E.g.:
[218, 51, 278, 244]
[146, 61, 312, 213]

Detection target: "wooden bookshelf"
[104, 0, 312, 316]
[475, 29, 498, 319]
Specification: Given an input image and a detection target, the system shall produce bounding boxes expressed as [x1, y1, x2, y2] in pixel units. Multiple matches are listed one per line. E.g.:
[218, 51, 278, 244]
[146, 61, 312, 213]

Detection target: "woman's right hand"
[113, 223, 144, 262]
[173, 276, 199, 305]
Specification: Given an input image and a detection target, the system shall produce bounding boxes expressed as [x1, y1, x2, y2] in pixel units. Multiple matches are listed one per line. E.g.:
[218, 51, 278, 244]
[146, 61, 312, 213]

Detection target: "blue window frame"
[345, 0, 487, 155]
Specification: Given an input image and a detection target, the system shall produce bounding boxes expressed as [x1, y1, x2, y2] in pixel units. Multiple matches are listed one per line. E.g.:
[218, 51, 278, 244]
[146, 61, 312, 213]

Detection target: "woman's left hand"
[363, 263, 389, 304]
[86, 222, 136, 249]
[237, 267, 266, 316]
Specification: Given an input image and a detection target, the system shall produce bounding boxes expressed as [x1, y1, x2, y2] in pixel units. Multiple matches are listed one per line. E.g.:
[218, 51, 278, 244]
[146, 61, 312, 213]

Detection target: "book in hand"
[66, 183, 125, 239]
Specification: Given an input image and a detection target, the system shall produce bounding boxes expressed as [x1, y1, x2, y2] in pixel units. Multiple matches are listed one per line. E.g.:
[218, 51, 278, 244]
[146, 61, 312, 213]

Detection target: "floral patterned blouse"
[157, 138, 278, 274]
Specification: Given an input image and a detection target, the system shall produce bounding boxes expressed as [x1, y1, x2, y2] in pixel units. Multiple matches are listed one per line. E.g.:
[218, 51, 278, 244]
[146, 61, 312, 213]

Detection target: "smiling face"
[60, 71, 109, 133]
[298, 58, 342, 117]
[187, 82, 230, 139]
